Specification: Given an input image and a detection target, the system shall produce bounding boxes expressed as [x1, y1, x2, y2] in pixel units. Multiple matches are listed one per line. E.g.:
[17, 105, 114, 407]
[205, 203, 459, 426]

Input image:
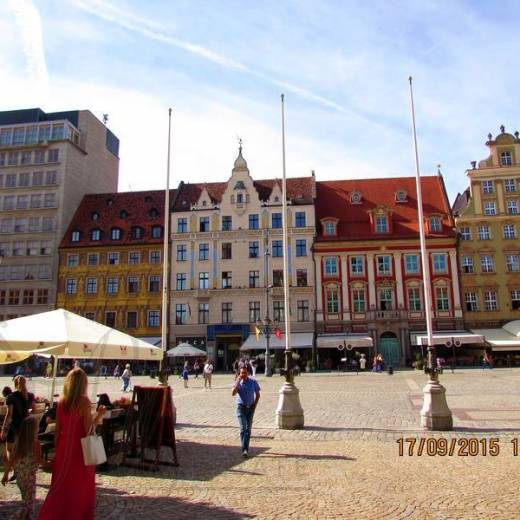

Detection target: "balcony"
[367, 310, 402, 321]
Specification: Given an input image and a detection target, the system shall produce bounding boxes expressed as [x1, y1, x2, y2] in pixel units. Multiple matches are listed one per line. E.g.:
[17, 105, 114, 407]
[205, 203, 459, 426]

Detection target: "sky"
[1, 0, 519, 203]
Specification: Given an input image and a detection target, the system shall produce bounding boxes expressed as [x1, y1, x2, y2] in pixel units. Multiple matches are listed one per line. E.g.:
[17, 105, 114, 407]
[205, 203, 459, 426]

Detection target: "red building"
[314, 174, 463, 368]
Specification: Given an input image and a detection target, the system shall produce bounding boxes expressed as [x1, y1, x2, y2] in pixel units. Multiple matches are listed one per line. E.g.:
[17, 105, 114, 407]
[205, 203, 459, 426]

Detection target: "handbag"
[81, 424, 107, 466]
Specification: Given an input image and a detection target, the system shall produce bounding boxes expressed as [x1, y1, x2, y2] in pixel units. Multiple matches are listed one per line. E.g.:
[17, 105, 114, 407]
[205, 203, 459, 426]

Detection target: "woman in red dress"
[39, 368, 105, 520]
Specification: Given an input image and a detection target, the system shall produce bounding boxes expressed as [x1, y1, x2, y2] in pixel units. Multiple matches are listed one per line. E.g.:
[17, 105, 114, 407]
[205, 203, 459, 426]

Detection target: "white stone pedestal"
[420, 378, 453, 431]
[276, 382, 304, 429]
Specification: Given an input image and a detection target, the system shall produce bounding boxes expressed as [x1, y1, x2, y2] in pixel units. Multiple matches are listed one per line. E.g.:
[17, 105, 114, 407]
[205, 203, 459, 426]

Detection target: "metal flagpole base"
[276, 382, 304, 429]
[420, 377, 453, 431]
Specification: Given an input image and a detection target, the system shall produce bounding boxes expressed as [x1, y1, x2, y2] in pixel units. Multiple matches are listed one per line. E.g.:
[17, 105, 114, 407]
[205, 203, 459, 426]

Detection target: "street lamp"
[337, 341, 353, 374]
[445, 338, 462, 374]
[256, 312, 278, 378]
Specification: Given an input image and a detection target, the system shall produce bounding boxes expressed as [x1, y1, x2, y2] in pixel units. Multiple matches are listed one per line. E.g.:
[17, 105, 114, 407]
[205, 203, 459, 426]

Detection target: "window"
[432, 253, 447, 273]
[326, 288, 339, 314]
[51, 124, 64, 140]
[120, 210, 128, 219]
[505, 179, 516, 192]
[86, 277, 98, 294]
[177, 244, 187, 261]
[47, 149, 59, 162]
[30, 194, 41, 208]
[23, 290, 34, 305]
[507, 200, 518, 215]
[1, 218, 14, 233]
[512, 291, 520, 310]
[19, 172, 30, 186]
[484, 202, 496, 216]
[377, 255, 391, 276]
[199, 272, 209, 289]
[296, 269, 308, 287]
[273, 270, 283, 287]
[375, 215, 388, 233]
[465, 292, 478, 312]
[111, 228, 122, 240]
[175, 303, 188, 325]
[9, 290, 20, 305]
[504, 224, 517, 239]
[461, 256, 474, 274]
[16, 195, 28, 210]
[0, 154, 4, 167]
[33, 152, 45, 165]
[249, 271, 259, 288]
[177, 218, 187, 233]
[128, 251, 140, 264]
[249, 301, 260, 323]
[36, 289, 48, 305]
[507, 254, 520, 272]
[408, 287, 422, 311]
[459, 227, 471, 241]
[0, 128, 11, 146]
[176, 273, 187, 290]
[249, 241, 259, 258]
[107, 252, 119, 265]
[272, 240, 283, 257]
[199, 243, 209, 261]
[87, 253, 99, 266]
[40, 240, 52, 255]
[149, 310, 161, 327]
[127, 276, 139, 293]
[270, 301, 283, 321]
[405, 254, 419, 274]
[296, 239, 307, 257]
[501, 151, 512, 166]
[435, 287, 449, 311]
[67, 254, 79, 267]
[482, 180, 494, 193]
[149, 275, 161, 292]
[249, 214, 259, 230]
[296, 300, 309, 322]
[3, 196, 14, 210]
[429, 216, 442, 232]
[222, 303, 232, 323]
[324, 257, 338, 276]
[222, 216, 232, 231]
[13, 241, 24, 256]
[484, 291, 497, 311]
[237, 193, 244, 204]
[222, 271, 232, 289]
[199, 216, 210, 232]
[324, 221, 336, 236]
[106, 277, 119, 294]
[126, 311, 138, 328]
[105, 311, 116, 327]
[28, 218, 39, 232]
[14, 218, 27, 233]
[350, 256, 364, 275]
[38, 264, 51, 279]
[6, 173, 17, 187]
[481, 255, 494, 273]
[66, 279, 77, 294]
[478, 225, 490, 240]
[151, 226, 162, 238]
[272, 213, 282, 228]
[131, 226, 144, 239]
[91, 229, 101, 241]
[198, 303, 209, 324]
[149, 250, 161, 264]
[379, 288, 393, 310]
[222, 242, 232, 260]
[27, 241, 38, 256]
[7, 152, 18, 166]
[295, 212, 306, 227]
[70, 230, 80, 242]
[45, 171, 58, 185]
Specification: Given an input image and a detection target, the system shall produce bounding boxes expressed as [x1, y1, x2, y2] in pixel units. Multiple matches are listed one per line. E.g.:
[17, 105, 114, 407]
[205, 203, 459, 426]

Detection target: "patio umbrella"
[166, 343, 207, 357]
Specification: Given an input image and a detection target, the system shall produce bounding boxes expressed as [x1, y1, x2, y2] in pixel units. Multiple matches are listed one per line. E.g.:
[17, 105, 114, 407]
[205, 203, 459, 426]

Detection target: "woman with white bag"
[39, 368, 106, 520]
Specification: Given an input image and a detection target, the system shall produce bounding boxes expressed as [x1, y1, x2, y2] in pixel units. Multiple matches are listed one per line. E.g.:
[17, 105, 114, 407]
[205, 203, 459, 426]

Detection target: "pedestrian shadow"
[257, 452, 355, 462]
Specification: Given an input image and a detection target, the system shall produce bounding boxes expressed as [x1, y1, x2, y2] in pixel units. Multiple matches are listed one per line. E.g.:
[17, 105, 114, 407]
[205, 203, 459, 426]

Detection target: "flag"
[275, 327, 282, 339]
[255, 326, 261, 342]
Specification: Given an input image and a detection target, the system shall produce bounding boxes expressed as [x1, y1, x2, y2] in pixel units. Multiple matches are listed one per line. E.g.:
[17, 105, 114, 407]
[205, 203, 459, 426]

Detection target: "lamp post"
[256, 311, 277, 378]
[337, 341, 353, 373]
[445, 338, 462, 374]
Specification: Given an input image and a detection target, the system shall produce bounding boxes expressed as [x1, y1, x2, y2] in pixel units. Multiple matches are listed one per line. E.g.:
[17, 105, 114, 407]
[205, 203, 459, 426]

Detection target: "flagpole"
[159, 108, 172, 384]
[275, 93, 304, 429]
[408, 77, 452, 430]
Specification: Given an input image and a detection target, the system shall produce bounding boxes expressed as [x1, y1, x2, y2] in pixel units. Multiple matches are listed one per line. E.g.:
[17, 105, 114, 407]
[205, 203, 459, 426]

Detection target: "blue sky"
[1, 0, 519, 203]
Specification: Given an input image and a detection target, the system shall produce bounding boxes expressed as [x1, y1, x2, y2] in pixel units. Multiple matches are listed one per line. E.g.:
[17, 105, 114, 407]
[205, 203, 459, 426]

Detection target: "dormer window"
[91, 229, 101, 241]
[323, 221, 337, 236]
[71, 230, 80, 242]
[429, 216, 442, 233]
[106, 198, 113, 207]
[91, 212, 100, 221]
[395, 190, 407, 202]
[202, 200, 207, 207]
[375, 215, 388, 233]
[110, 228, 122, 240]
[501, 151, 512, 166]
[274, 196, 280, 203]
[234, 181, 246, 190]
[120, 210, 128, 219]
[144, 195, 153, 203]
[350, 191, 362, 204]
[149, 208, 159, 218]
[131, 226, 144, 239]
[151, 225, 163, 238]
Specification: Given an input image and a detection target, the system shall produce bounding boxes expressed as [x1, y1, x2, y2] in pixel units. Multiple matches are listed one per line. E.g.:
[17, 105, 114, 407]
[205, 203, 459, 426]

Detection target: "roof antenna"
[102, 114, 109, 125]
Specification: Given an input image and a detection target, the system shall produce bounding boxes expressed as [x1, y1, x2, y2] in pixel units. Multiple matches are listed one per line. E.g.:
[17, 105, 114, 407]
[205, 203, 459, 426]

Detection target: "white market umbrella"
[166, 343, 207, 357]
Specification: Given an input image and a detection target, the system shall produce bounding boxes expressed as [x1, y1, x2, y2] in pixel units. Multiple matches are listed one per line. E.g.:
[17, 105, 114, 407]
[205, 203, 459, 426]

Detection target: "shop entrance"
[215, 335, 242, 372]
[379, 331, 401, 367]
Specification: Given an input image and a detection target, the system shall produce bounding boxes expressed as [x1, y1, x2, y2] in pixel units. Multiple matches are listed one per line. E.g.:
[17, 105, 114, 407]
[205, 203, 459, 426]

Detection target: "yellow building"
[57, 190, 174, 343]
[453, 126, 520, 329]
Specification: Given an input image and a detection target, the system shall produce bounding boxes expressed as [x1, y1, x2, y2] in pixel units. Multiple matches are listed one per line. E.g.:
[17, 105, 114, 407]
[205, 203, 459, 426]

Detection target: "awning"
[410, 331, 484, 346]
[471, 327, 520, 351]
[317, 334, 373, 349]
[240, 332, 313, 351]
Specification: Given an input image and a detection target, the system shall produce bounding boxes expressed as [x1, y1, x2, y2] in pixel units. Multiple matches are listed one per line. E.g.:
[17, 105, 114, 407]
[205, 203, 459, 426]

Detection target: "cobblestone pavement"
[2, 369, 520, 519]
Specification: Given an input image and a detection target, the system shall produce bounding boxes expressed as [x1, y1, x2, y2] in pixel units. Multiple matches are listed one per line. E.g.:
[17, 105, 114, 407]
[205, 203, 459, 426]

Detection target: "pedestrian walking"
[182, 362, 189, 388]
[250, 358, 257, 378]
[203, 360, 214, 389]
[1, 415, 41, 519]
[100, 364, 108, 379]
[113, 364, 121, 379]
[194, 360, 200, 379]
[359, 354, 366, 371]
[121, 364, 132, 392]
[45, 362, 53, 379]
[232, 367, 261, 457]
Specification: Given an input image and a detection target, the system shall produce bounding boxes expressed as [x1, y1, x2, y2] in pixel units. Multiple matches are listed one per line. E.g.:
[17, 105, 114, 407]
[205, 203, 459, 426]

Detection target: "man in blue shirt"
[232, 367, 261, 457]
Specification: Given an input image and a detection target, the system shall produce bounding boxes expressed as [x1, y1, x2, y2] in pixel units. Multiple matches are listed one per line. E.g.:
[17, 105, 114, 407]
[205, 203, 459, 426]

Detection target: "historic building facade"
[170, 148, 316, 370]
[314, 175, 463, 367]
[453, 126, 520, 329]
[0, 108, 119, 320]
[57, 190, 172, 344]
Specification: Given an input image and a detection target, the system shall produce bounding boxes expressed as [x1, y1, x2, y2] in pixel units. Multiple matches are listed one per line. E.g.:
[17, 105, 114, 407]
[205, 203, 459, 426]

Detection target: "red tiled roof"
[315, 176, 455, 241]
[60, 189, 175, 248]
[173, 177, 314, 210]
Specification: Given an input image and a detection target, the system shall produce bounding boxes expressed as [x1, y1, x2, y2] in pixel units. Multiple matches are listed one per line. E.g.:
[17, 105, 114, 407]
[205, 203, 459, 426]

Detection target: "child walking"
[182, 362, 189, 388]
[2, 415, 41, 519]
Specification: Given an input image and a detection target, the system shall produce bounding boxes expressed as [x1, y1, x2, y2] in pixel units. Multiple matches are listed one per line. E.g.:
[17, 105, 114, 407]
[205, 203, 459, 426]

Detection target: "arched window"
[111, 227, 122, 240]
